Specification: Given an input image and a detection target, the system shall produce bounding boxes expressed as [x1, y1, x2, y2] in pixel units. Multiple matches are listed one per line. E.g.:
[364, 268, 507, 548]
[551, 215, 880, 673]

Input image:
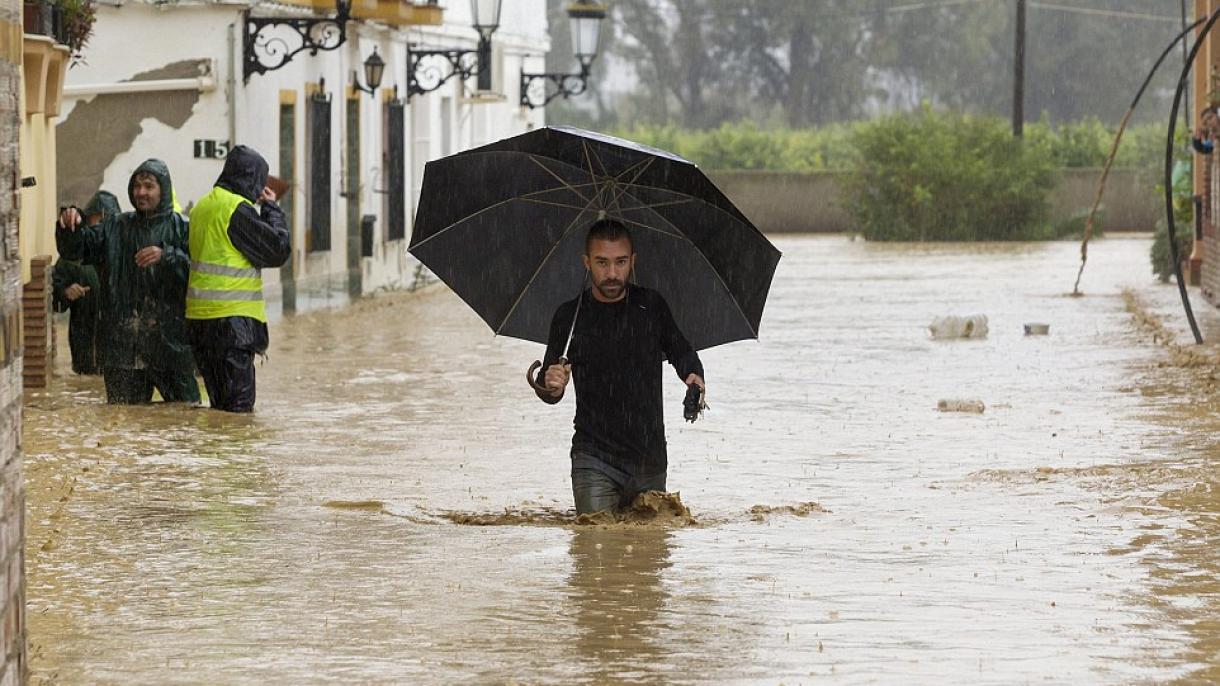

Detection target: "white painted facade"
[59, 0, 550, 313]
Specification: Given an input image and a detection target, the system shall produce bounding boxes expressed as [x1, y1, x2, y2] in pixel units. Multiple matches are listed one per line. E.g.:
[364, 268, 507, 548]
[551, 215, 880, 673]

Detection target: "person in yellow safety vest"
[187, 145, 290, 412]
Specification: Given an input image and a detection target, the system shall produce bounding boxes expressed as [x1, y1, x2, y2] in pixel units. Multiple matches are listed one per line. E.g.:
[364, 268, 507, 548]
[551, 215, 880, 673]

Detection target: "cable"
[1073, 12, 1208, 296]
[635, 0, 999, 27]
[1029, 2, 1180, 24]
[1162, 7, 1220, 344]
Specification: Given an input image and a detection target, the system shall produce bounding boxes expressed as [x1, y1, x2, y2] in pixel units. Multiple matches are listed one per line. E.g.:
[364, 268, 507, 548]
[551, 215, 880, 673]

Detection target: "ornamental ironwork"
[406, 40, 495, 98]
[243, 0, 352, 82]
[519, 65, 591, 109]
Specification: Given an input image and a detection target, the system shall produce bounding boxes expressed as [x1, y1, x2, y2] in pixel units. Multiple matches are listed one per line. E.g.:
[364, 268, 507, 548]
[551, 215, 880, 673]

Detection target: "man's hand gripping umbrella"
[525, 269, 707, 422]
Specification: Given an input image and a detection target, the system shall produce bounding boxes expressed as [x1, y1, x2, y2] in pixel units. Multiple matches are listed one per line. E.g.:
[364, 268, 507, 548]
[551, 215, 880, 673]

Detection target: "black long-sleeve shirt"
[228, 200, 290, 268]
[537, 284, 703, 478]
[187, 198, 290, 354]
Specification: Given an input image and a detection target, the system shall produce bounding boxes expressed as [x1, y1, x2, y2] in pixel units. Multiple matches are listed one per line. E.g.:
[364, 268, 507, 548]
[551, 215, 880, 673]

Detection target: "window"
[307, 92, 332, 252]
[385, 100, 405, 242]
[278, 98, 295, 231]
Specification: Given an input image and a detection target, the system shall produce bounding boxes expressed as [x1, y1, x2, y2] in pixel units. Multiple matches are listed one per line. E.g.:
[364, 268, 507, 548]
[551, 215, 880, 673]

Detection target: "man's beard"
[595, 278, 625, 300]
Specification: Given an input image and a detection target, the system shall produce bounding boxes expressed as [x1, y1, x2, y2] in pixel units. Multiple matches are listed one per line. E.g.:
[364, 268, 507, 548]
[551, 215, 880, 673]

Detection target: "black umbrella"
[409, 126, 781, 354]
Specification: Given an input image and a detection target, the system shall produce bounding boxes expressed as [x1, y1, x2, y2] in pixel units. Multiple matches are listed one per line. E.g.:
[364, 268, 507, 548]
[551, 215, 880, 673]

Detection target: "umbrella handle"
[527, 360, 549, 394]
[527, 358, 569, 395]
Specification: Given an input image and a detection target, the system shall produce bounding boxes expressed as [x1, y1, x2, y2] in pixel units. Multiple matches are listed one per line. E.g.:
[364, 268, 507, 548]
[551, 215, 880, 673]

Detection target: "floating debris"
[322, 500, 386, 512]
[937, 399, 985, 414]
[748, 502, 830, 522]
[928, 314, 989, 339]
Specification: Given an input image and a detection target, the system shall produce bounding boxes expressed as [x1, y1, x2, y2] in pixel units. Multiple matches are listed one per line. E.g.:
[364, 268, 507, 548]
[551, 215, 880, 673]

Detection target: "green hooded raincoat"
[51, 190, 121, 374]
[56, 161, 195, 374]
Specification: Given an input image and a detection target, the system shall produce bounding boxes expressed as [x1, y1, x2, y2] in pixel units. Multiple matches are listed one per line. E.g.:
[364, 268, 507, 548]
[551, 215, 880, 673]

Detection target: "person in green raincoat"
[56, 160, 200, 404]
[51, 190, 121, 375]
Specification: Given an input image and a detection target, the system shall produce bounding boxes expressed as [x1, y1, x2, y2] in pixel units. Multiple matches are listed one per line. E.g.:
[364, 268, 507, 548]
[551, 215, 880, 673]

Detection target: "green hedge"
[612, 116, 1165, 174]
[613, 121, 860, 172]
[840, 109, 1058, 241]
[613, 113, 1171, 242]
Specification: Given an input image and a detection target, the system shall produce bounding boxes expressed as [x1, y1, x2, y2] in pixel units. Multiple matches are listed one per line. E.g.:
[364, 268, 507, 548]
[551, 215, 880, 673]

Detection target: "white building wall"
[60, 5, 231, 204]
[60, 0, 554, 312]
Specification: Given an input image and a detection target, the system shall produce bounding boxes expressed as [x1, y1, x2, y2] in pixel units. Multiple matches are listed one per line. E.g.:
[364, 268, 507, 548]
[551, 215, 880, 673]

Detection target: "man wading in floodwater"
[534, 219, 706, 515]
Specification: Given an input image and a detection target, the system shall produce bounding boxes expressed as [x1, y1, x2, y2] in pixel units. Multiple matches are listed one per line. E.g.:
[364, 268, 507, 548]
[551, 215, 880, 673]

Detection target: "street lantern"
[470, 0, 502, 91]
[471, 0, 503, 43]
[519, 2, 607, 109]
[406, 0, 503, 98]
[352, 47, 386, 97]
[568, 2, 605, 69]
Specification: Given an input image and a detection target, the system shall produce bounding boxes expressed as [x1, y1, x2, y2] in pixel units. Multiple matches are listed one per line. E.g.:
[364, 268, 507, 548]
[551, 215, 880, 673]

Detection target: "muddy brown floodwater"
[21, 235, 1220, 684]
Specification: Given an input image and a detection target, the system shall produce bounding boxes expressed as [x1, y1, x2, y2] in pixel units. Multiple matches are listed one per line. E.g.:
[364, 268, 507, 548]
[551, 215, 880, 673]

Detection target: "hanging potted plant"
[56, 0, 95, 65]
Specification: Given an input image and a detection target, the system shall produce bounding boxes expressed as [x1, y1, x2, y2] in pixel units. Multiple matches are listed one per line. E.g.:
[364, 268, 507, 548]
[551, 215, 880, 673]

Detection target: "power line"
[628, 0, 999, 26]
[616, 0, 1182, 44]
[1029, 2, 1181, 24]
[880, 0, 998, 16]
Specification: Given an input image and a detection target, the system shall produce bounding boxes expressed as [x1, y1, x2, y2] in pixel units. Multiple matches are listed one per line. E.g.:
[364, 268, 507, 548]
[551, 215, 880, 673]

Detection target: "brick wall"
[1203, 154, 1220, 307]
[20, 257, 49, 390]
[1203, 233, 1220, 306]
[1204, 147, 1220, 306]
[0, 0, 26, 683]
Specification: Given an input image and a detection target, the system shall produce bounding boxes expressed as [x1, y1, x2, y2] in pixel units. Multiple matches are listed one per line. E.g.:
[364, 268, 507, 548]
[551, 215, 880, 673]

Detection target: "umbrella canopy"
[409, 126, 781, 351]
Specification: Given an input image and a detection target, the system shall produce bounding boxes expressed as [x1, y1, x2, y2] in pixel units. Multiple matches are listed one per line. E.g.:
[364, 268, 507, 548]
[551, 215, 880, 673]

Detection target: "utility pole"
[1013, 0, 1026, 137]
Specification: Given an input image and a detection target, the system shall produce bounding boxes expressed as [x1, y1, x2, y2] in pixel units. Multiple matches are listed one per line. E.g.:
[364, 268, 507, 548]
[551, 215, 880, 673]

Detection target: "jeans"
[571, 450, 666, 515]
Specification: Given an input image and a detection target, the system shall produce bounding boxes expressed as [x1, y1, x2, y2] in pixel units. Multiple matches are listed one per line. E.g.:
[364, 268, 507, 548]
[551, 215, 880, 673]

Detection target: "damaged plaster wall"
[55, 59, 206, 205]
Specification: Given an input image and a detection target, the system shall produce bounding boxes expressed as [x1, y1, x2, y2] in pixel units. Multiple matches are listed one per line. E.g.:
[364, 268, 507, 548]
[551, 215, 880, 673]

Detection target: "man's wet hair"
[585, 218, 633, 254]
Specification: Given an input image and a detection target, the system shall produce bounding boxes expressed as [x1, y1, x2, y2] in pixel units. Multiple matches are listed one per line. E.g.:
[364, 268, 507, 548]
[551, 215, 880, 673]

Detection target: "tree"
[611, 0, 745, 128]
[870, 0, 1187, 124]
[717, 0, 876, 126]
[544, 0, 1190, 130]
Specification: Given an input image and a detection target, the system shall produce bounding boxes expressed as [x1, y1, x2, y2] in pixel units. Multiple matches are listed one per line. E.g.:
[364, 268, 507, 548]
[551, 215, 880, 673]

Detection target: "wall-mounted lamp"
[352, 48, 386, 97]
[519, 2, 606, 109]
[406, 0, 502, 99]
[244, 0, 352, 82]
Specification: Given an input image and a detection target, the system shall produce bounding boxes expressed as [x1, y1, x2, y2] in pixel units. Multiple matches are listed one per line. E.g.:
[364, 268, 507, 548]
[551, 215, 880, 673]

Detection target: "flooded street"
[21, 234, 1220, 684]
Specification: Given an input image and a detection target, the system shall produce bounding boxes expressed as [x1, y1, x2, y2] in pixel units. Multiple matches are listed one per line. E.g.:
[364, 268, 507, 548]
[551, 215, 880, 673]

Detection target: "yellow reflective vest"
[187, 186, 266, 322]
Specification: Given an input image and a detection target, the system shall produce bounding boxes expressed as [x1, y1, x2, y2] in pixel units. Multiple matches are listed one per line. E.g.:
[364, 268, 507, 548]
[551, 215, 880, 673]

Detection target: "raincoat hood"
[127, 159, 175, 217]
[215, 145, 269, 203]
[82, 191, 121, 222]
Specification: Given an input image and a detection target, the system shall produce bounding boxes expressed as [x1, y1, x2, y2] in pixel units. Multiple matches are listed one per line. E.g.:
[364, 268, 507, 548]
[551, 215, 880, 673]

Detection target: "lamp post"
[1013, 0, 1025, 137]
[520, 2, 606, 109]
[352, 47, 386, 97]
[406, 0, 502, 99]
